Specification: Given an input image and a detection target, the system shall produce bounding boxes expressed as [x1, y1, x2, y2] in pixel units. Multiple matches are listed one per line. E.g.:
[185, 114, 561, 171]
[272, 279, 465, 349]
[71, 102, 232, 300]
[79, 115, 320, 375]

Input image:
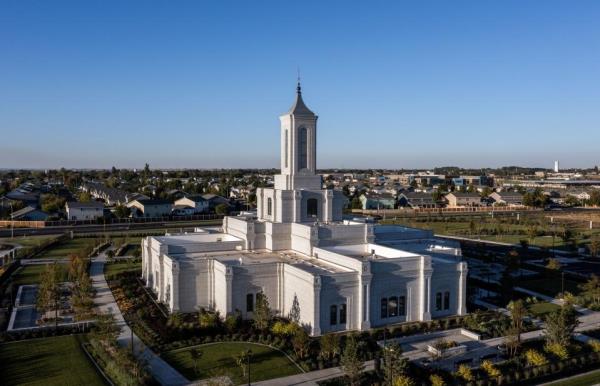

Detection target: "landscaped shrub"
[455, 364, 474, 382]
[392, 375, 415, 386]
[480, 359, 500, 378]
[588, 339, 600, 352]
[545, 342, 569, 360]
[429, 374, 445, 386]
[525, 349, 548, 366]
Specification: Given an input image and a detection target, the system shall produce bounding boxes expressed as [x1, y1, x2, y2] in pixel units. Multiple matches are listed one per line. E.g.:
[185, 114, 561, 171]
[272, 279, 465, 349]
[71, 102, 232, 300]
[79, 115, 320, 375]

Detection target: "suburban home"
[10, 206, 49, 221]
[489, 191, 524, 206]
[127, 199, 173, 217]
[174, 195, 210, 214]
[201, 194, 231, 211]
[398, 192, 438, 209]
[359, 192, 396, 210]
[445, 192, 481, 208]
[171, 205, 196, 216]
[65, 201, 105, 220]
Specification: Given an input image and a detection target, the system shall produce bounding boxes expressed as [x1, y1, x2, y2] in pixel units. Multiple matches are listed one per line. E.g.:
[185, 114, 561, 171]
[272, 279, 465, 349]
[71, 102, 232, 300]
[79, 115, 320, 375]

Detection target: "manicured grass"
[163, 342, 301, 383]
[546, 368, 600, 386]
[35, 238, 98, 259]
[104, 260, 141, 277]
[11, 264, 67, 286]
[0, 235, 60, 248]
[527, 301, 561, 318]
[0, 335, 106, 386]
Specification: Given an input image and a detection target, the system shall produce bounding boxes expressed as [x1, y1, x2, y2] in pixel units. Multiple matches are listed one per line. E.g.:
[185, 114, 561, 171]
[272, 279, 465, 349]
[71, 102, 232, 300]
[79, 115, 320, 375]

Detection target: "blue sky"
[1, 1, 599, 169]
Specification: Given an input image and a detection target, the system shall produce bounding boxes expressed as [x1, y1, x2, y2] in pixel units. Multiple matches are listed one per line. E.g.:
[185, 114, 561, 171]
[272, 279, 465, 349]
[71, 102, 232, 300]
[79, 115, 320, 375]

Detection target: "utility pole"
[247, 349, 252, 386]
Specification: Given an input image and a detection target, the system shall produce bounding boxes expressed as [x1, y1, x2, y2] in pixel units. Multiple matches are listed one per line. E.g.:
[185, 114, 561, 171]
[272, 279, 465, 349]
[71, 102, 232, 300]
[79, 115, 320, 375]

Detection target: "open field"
[11, 264, 67, 287]
[546, 368, 600, 386]
[0, 235, 60, 248]
[0, 335, 106, 386]
[34, 237, 99, 259]
[382, 211, 600, 251]
[104, 260, 141, 277]
[163, 342, 301, 384]
[527, 301, 560, 318]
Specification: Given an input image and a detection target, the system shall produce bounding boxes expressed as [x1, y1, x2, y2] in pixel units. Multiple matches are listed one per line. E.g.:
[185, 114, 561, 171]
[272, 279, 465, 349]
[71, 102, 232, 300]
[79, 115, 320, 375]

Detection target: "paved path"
[90, 248, 190, 386]
[253, 361, 374, 386]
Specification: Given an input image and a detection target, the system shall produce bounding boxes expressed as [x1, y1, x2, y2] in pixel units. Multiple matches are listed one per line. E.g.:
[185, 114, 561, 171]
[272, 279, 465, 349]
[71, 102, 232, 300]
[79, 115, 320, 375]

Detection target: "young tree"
[291, 327, 311, 359]
[93, 312, 120, 345]
[234, 350, 250, 378]
[580, 274, 600, 306]
[320, 333, 341, 361]
[544, 304, 579, 347]
[190, 348, 203, 376]
[36, 263, 62, 328]
[215, 203, 230, 215]
[341, 335, 364, 386]
[253, 292, 272, 330]
[382, 342, 408, 385]
[507, 299, 527, 343]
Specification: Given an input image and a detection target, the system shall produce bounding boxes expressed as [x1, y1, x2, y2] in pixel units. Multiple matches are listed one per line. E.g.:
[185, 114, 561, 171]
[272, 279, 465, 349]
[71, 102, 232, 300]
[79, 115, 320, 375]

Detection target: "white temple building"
[141, 83, 468, 336]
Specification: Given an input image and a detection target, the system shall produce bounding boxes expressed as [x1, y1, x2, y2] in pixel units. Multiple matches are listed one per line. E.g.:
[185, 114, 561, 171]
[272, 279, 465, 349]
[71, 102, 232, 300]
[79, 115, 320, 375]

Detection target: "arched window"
[388, 296, 398, 317]
[399, 296, 406, 316]
[298, 127, 308, 169]
[444, 291, 450, 310]
[307, 198, 318, 218]
[435, 292, 442, 311]
[267, 198, 272, 216]
[246, 293, 254, 312]
[380, 298, 388, 319]
[339, 304, 347, 324]
[330, 305, 338, 325]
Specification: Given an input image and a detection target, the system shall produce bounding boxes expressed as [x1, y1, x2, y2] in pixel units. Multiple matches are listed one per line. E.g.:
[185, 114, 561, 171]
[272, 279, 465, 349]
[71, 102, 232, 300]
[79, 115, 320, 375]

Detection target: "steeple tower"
[274, 82, 321, 190]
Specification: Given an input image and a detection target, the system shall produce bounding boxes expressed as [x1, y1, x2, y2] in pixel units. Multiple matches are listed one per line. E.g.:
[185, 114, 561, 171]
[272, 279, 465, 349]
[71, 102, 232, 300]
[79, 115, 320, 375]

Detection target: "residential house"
[398, 192, 438, 209]
[445, 192, 481, 208]
[65, 201, 105, 221]
[127, 199, 173, 217]
[174, 195, 210, 214]
[489, 191, 524, 206]
[11, 206, 49, 221]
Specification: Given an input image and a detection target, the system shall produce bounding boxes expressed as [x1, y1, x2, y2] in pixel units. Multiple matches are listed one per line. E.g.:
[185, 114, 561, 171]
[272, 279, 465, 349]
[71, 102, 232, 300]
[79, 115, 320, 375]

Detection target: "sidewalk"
[253, 361, 374, 386]
[90, 248, 189, 386]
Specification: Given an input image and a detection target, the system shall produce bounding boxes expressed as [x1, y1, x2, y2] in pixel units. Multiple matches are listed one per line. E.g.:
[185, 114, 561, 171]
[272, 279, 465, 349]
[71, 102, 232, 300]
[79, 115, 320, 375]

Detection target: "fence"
[0, 213, 225, 229]
[353, 206, 538, 216]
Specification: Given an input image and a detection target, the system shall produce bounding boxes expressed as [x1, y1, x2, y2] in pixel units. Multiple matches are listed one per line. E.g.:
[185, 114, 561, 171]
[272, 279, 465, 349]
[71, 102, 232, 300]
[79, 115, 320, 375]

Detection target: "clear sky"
[1, 1, 599, 170]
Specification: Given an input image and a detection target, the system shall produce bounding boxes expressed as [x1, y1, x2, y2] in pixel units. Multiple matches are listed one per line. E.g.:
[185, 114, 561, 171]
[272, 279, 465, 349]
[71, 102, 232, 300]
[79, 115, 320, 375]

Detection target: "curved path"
[90, 248, 189, 386]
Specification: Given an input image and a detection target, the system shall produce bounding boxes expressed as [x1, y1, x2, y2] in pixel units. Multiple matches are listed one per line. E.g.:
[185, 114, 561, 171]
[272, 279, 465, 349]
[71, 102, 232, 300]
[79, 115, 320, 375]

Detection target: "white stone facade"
[141, 84, 468, 336]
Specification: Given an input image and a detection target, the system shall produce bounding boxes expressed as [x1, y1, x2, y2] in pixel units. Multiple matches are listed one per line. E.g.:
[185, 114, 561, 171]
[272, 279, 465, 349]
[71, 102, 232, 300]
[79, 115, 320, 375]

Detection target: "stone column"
[420, 255, 432, 321]
[225, 266, 233, 314]
[313, 276, 322, 336]
[359, 261, 372, 330]
[457, 261, 468, 315]
[171, 261, 180, 312]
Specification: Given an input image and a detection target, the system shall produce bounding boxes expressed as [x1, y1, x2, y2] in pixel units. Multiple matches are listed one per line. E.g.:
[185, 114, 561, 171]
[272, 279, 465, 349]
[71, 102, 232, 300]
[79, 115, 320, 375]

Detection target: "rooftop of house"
[66, 201, 104, 209]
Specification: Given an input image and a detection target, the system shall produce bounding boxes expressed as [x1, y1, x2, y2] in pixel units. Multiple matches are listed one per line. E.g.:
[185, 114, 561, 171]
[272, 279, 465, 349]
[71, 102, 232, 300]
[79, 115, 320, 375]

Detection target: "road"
[0, 219, 222, 237]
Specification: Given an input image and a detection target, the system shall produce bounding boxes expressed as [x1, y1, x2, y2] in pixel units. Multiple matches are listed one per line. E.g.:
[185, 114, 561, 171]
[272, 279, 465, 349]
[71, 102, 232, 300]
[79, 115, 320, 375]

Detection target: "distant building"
[445, 192, 481, 208]
[11, 206, 49, 221]
[174, 195, 210, 214]
[127, 199, 172, 217]
[201, 194, 231, 211]
[489, 192, 524, 207]
[65, 201, 104, 221]
[359, 193, 396, 210]
[554, 160, 560, 173]
[397, 192, 438, 209]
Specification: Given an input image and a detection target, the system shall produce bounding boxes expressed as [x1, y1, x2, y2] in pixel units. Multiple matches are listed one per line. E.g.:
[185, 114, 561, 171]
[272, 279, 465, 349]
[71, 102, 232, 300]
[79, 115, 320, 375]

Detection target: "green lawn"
[0, 335, 106, 386]
[104, 260, 141, 277]
[0, 235, 60, 248]
[11, 264, 67, 286]
[527, 301, 560, 318]
[163, 342, 302, 384]
[35, 238, 98, 259]
[546, 368, 600, 386]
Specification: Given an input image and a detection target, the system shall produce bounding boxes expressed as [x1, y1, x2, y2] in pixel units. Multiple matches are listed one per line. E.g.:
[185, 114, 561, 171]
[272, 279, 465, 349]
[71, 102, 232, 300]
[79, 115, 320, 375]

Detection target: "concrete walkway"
[90, 248, 190, 386]
[253, 361, 374, 386]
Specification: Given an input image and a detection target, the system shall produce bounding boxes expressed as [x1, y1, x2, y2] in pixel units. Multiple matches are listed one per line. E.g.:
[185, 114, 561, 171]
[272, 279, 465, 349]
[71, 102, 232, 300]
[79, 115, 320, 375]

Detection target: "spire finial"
[296, 67, 301, 94]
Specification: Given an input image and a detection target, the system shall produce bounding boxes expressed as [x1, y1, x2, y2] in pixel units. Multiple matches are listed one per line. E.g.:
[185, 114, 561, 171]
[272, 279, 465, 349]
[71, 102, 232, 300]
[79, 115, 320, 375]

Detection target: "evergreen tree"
[341, 335, 364, 386]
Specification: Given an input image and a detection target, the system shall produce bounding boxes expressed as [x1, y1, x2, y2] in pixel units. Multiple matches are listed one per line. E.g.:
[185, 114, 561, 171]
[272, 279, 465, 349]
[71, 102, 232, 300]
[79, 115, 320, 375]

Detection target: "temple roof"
[285, 81, 315, 116]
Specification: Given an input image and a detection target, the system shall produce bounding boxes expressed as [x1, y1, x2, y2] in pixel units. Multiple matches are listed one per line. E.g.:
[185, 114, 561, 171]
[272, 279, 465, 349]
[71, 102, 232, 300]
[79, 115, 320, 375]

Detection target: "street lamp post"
[247, 349, 252, 386]
[10, 203, 14, 239]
